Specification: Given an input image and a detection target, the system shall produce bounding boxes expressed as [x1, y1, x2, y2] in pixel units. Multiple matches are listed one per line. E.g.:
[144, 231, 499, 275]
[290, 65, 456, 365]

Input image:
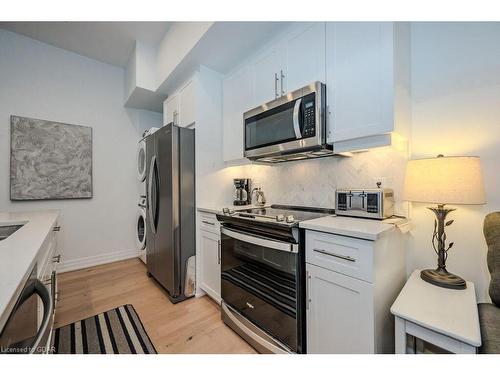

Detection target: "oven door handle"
[221, 227, 298, 253]
[31, 280, 54, 353]
[292, 98, 302, 139]
[15, 279, 54, 354]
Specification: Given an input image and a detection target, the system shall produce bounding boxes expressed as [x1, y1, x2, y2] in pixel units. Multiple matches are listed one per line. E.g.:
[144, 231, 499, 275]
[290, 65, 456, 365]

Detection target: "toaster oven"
[335, 189, 394, 220]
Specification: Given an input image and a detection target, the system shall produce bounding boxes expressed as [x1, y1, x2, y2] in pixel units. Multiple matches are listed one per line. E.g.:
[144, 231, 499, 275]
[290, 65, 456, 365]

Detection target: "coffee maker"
[233, 178, 251, 206]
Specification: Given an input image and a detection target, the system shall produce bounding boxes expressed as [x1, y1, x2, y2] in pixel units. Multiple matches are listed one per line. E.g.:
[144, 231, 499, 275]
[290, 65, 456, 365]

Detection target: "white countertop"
[390, 270, 481, 347]
[299, 215, 405, 241]
[198, 205, 408, 241]
[0, 210, 59, 331]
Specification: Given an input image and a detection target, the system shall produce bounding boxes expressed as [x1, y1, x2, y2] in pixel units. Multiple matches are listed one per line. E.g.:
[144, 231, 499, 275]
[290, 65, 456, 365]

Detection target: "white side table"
[390, 270, 481, 354]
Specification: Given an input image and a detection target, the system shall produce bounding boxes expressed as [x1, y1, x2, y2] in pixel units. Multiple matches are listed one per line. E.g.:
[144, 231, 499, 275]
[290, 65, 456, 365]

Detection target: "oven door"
[220, 227, 299, 352]
[244, 82, 324, 159]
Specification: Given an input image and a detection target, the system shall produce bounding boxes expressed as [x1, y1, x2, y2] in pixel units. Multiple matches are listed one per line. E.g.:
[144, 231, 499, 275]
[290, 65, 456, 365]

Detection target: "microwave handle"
[292, 98, 302, 139]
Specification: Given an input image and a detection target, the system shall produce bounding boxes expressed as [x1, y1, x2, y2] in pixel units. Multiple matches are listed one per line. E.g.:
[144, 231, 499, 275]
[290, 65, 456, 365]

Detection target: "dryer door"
[136, 208, 146, 250]
[137, 140, 147, 182]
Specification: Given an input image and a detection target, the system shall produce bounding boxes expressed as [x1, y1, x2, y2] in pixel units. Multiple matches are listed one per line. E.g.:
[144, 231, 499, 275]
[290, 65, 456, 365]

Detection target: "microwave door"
[244, 100, 298, 152]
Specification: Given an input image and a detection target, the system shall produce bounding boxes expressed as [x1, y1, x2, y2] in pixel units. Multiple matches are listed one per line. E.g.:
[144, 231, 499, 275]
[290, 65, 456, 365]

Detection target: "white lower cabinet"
[305, 229, 406, 353]
[306, 263, 374, 354]
[163, 77, 197, 128]
[198, 212, 221, 303]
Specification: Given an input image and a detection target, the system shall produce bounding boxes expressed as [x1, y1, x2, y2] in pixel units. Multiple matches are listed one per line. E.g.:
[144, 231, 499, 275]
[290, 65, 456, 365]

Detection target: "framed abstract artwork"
[10, 115, 93, 200]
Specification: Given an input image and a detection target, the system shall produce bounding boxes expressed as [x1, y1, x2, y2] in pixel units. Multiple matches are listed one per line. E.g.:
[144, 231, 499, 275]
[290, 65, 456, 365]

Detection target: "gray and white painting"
[10, 115, 92, 200]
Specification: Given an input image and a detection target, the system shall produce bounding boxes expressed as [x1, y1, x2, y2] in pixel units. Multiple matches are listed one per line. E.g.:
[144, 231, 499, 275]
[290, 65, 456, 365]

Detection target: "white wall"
[0, 29, 161, 270]
[410, 22, 500, 302]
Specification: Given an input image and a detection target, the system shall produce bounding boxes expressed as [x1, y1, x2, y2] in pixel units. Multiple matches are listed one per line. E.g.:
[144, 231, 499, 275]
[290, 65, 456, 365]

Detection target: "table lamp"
[403, 155, 485, 289]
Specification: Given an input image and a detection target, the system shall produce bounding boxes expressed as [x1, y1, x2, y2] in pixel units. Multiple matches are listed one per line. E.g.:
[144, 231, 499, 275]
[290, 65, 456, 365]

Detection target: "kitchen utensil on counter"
[233, 178, 251, 206]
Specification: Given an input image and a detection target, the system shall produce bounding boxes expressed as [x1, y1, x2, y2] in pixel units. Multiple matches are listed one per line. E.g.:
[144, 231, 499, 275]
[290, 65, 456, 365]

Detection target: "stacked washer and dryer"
[136, 127, 159, 263]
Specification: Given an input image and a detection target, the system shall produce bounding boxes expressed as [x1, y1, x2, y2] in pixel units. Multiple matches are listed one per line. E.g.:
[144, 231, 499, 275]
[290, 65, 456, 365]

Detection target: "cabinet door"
[326, 22, 394, 143]
[253, 46, 284, 105]
[222, 65, 254, 161]
[200, 230, 221, 303]
[163, 94, 179, 126]
[179, 79, 196, 128]
[307, 263, 374, 353]
[284, 23, 326, 93]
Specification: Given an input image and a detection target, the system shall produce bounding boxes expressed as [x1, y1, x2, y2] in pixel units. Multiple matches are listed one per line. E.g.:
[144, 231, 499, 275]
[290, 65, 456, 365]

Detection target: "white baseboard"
[58, 249, 141, 273]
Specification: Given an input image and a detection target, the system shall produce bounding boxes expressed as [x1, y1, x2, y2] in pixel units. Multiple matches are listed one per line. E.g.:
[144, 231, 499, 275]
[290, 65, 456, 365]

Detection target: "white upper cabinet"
[284, 23, 326, 93]
[163, 77, 197, 128]
[178, 79, 197, 128]
[253, 22, 326, 104]
[222, 66, 255, 161]
[253, 46, 284, 105]
[222, 65, 254, 161]
[163, 94, 179, 126]
[326, 22, 410, 151]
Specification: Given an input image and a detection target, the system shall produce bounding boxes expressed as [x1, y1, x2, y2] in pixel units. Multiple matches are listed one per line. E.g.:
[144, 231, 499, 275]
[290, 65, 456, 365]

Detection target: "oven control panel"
[301, 94, 316, 138]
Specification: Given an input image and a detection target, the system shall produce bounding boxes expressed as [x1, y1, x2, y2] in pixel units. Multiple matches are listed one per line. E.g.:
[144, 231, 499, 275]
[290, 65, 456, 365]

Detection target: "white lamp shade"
[403, 156, 486, 205]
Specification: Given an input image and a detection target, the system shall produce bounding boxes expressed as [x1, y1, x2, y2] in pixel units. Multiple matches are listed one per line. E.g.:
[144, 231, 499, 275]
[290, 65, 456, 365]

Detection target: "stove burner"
[218, 205, 335, 245]
[221, 205, 334, 226]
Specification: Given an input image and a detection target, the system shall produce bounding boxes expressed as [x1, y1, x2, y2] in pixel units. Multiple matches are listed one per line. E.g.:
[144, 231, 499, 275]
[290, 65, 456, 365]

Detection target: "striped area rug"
[52, 304, 157, 354]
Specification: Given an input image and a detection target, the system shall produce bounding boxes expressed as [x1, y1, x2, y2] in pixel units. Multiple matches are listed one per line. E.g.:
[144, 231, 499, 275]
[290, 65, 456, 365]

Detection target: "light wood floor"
[55, 258, 256, 354]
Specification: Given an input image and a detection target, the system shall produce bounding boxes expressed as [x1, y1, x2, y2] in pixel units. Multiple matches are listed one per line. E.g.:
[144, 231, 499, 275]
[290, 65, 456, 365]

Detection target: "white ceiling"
[0, 22, 172, 67]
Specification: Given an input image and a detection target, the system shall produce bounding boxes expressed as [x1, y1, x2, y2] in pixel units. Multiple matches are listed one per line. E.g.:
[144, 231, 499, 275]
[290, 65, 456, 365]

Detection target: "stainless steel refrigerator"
[144, 123, 195, 303]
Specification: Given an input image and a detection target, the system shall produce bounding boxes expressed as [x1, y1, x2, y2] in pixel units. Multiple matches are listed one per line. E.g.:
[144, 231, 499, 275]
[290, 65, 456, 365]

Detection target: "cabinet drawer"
[198, 212, 220, 234]
[306, 231, 374, 282]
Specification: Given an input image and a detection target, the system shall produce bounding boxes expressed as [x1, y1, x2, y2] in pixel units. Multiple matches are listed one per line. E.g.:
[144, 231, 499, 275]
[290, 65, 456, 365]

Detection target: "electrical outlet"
[373, 177, 392, 188]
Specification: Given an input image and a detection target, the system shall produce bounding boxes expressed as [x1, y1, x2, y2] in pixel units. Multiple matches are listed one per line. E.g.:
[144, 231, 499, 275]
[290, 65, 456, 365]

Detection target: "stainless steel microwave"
[243, 82, 332, 163]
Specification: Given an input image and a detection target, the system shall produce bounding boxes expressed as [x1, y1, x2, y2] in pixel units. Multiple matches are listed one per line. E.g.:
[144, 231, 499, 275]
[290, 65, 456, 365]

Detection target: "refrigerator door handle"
[148, 155, 157, 234]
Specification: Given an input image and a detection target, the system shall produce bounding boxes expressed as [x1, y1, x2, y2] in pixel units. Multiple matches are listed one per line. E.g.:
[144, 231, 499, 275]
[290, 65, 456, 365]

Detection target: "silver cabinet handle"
[280, 69, 285, 96]
[313, 248, 356, 262]
[202, 220, 215, 226]
[173, 110, 178, 125]
[274, 72, 279, 98]
[218, 240, 221, 265]
[53, 254, 61, 263]
[53, 226, 61, 232]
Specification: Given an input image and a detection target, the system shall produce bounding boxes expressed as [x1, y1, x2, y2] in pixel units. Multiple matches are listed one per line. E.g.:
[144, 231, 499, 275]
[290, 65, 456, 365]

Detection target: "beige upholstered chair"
[478, 212, 500, 353]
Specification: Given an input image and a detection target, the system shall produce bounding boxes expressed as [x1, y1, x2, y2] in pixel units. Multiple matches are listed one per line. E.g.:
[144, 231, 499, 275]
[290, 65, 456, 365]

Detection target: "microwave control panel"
[302, 94, 316, 138]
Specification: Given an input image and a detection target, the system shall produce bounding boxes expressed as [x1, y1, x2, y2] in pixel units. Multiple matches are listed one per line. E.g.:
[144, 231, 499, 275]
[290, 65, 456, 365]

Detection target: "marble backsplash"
[206, 146, 409, 216]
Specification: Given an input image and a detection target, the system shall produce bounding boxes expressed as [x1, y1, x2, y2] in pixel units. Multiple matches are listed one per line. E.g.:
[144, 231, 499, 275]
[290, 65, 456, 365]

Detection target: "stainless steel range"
[216, 205, 335, 353]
